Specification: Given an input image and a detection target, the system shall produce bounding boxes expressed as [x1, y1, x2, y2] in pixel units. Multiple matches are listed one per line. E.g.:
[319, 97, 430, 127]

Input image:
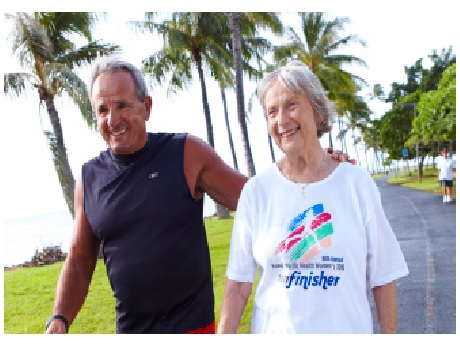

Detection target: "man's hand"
[45, 319, 67, 334]
[327, 148, 357, 165]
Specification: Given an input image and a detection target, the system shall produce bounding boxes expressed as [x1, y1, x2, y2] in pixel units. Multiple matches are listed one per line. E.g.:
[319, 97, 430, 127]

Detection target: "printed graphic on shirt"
[271, 203, 344, 291]
[274, 203, 333, 264]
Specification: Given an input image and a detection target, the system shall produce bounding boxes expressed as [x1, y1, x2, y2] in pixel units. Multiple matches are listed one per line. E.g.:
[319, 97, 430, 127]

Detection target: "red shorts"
[185, 321, 215, 334]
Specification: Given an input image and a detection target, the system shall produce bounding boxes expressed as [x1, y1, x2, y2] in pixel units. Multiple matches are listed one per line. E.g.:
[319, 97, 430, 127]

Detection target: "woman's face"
[265, 80, 318, 156]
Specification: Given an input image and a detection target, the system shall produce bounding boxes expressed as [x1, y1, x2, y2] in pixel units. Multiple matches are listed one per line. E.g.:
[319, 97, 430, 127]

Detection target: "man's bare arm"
[46, 177, 100, 333]
[184, 134, 248, 211]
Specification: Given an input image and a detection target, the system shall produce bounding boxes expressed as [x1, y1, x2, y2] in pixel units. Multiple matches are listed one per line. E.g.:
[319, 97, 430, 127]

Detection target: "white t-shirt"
[437, 156, 456, 180]
[227, 162, 409, 334]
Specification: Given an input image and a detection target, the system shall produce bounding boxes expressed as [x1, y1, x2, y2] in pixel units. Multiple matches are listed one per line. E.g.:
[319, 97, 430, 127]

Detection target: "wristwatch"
[45, 315, 69, 333]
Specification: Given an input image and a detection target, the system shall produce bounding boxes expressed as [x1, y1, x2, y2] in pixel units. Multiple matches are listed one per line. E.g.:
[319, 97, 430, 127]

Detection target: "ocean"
[3, 196, 217, 268]
[3, 211, 74, 268]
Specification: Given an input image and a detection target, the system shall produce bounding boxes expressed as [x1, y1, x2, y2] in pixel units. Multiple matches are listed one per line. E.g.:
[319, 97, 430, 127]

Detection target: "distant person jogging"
[438, 147, 456, 203]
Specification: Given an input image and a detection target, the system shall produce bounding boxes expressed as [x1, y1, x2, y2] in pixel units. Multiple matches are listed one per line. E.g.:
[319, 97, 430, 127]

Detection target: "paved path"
[370, 174, 456, 334]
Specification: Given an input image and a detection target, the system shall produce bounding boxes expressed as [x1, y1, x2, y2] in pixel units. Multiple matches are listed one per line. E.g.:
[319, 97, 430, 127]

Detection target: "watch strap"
[46, 314, 69, 333]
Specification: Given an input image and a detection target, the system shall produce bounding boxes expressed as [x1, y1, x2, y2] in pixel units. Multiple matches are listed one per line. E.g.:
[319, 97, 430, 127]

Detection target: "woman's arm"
[373, 281, 398, 333]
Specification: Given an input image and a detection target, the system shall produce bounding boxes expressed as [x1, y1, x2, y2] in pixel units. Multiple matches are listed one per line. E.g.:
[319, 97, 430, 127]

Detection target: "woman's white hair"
[257, 60, 336, 137]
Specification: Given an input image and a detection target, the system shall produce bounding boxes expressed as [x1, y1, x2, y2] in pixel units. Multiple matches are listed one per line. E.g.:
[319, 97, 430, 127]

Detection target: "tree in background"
[409, 63, 456, 152]
[136, 12, 238, 218]
[380, 47, 455, 176]
[133, 12, 284, 217]
[219, 12, 281, 173]
[336, 93, 371, 165]
[230, 12, 255, 177]
[361, 118, 383, 173]
[273, 12, 368, 148]
[352, 83, 385, 172]
[139, 12, 232, 148]
[4, 12, 120, 216]
[229, 12, 284, 177]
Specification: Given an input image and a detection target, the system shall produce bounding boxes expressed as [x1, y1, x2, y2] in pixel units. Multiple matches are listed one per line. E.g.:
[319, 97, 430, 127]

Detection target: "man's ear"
[144, 96, 153, 121]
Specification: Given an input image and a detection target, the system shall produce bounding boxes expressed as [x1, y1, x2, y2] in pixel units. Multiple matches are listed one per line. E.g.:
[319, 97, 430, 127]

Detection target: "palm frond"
[142, 50, 193, 95]
[4, 72, 36, 96]
[43, 63, 95, 128]
[35, 12, 104, 49]
[56, 40, 121, 69]
[10, 13, 54, 70]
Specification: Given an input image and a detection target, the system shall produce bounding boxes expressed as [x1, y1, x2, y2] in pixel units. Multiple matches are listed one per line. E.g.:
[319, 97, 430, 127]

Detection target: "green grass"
[4, 259, 116, 333]
[4, 214, 255, 334]
[384, 166, 456, 200]
[206, 215, 257, 334]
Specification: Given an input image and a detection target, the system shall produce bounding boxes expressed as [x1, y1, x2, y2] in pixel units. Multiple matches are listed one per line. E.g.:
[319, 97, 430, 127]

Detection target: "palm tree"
[135, 12, 282, 216]
[229, 12, 284, 176]
[136, 12, 236, 218]
[342, 96, 371, 166]
[229, 12, 256, 177]
[138, 13, 233, 147]
[273, 12, 368, 148]
[361, 119, 383, 173]
[218, 79, 239, 171]
[4, 12, 120, 216]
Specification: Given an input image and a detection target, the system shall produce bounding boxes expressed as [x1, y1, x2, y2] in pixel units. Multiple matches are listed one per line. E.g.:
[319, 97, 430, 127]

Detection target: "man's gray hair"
[257, 60, 336, 137]
[89, 57, 149, 107]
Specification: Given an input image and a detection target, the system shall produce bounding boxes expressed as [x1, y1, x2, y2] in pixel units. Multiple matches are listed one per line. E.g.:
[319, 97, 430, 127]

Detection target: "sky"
[1, 2, 458, 268]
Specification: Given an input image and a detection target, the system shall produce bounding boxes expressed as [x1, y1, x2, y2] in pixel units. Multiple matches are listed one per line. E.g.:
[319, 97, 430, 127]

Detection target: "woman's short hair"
[89, 57, 149, 107]
[257, 60, 336, 137]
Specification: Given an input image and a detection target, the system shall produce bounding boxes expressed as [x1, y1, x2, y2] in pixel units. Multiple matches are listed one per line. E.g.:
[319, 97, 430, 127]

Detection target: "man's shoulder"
[84, 148, 110, 166]
[146, 132, 189, 152]
[148, 131, 186, 140]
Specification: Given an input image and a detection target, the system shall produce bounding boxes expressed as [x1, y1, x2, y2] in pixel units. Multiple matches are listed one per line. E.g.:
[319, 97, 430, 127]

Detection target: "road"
[370, 174, 456, 334]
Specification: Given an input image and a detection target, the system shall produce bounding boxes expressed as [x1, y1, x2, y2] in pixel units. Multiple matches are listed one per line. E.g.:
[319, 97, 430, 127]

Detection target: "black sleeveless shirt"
[82, 132, 214, 333]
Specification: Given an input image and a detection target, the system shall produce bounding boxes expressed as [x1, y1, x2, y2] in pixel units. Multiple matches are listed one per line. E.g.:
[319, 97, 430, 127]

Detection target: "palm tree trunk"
[338, 117, 344, 152]
[194, 50, 229, 218]
[351, 128, 360, 166]
[43, 96, 75, 217]
[194, 53, 215, 148]
[353, 140, 361, 167]
[230, 12, 256, 178]
[373, 145, 380, 173]
[219, 82, 239, 171]
[268, 132, 276, 163]
[365, 148, 369, 172]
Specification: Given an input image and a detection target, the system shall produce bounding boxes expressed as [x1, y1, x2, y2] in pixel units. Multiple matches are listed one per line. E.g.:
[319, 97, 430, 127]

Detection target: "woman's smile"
[279, 126, 300, 138]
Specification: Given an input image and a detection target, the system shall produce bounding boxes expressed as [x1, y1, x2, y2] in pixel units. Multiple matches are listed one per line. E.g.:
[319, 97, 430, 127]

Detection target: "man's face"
[92, 70, 152, 154]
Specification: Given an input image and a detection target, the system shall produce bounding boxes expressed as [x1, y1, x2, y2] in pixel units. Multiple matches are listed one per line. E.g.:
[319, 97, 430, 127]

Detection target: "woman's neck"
[280, 148, 328, 184]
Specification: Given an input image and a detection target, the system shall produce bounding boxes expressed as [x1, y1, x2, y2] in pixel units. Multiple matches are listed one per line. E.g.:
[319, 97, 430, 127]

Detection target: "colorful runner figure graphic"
[275, 204, 333, 263]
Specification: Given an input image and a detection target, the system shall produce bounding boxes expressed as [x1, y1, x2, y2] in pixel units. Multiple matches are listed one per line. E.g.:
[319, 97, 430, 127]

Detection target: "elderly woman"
[217, 60, 408, 334]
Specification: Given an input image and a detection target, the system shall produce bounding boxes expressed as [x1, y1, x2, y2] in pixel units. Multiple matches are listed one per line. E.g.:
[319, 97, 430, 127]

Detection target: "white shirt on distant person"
[437, 155, 456, 180]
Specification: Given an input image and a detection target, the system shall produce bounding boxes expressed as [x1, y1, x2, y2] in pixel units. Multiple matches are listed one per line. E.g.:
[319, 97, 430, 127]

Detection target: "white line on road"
[401, 194, 435, 333]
